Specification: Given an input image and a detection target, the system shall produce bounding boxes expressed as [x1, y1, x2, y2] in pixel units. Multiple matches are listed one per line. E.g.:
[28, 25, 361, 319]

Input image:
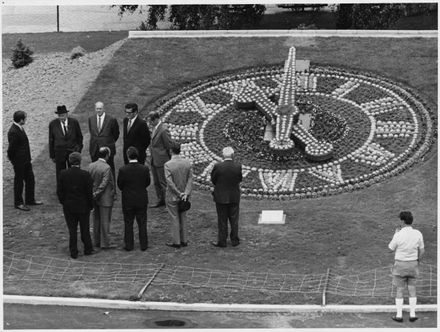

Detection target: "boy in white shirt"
[388, 211, 425, 322]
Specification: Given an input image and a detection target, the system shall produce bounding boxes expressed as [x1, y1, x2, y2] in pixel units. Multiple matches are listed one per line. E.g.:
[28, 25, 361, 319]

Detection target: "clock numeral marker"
[360, 97, 405, 116]
[331, 81, 360, 98]
[308, 164, 344, 184]
[349, 142, 395, 166]
[258, 169, 298, 192]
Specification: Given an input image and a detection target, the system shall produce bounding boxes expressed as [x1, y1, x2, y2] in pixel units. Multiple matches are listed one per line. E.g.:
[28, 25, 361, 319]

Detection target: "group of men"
[7, 103, 426, 321]
[7, 102, 244, 256]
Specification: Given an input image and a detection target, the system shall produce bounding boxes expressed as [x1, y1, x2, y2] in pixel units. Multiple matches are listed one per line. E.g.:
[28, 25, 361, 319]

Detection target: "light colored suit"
[88, 158, 115, 248]
[164, 155, 193, 245]
[150, 122, 173, 203]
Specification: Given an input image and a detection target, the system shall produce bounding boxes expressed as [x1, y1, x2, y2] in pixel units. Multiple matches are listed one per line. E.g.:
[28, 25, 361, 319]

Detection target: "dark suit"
[88, 113, 119, 174]
[57, 166, 93, 257]
[211, 159, 243, 247]
[122, 116, 150, 165]
[49, 117, 83, 181]
[150, 122, 173, 203]
[7, 123, 36, 206]
[117, 162, 151, 250]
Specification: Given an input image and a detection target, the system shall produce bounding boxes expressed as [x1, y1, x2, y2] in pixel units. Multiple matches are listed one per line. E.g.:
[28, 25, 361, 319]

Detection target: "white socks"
[409, 297, 417, 317]
[395, 298, 404, 318]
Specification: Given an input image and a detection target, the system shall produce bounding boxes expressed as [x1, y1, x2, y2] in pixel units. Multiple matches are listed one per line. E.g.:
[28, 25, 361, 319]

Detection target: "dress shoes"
[84, 250, 95, 256]
[211, 241, 226, 248]
[166, 242, 181, 249]
[141, 247, 148, 251]
[123, 247, 133, 252]
[26, 200, 43, 206]
[150, 201, 165, 208]
[71, 253, 78, 259]
[409, 316, 418, 322]
[391, 316, 403, 323]
[181, 242, 188, 247]
[15, 204, 30, 211]
[232, 242, 240, 247]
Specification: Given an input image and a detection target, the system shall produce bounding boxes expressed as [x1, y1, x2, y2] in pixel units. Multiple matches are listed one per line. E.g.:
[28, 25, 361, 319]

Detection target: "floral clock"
[153, 47, 435, 200]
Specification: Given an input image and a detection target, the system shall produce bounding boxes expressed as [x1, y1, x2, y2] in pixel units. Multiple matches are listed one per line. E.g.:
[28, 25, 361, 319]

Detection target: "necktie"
[98, 116, 102, 132]
[127, 119, 132, 132]
[62, 122, 67, 135]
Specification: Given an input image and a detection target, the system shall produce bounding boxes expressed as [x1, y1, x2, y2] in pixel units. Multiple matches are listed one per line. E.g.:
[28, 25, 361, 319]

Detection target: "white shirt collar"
[97, 113, 106, 122]
[129, 114, 138, 123]
[60, 118, 68, 125]
[129, 159, 138, 163]
[98, 158, 107, 163]
[153, 120, 162, 132]
[13, 122, 23, 130]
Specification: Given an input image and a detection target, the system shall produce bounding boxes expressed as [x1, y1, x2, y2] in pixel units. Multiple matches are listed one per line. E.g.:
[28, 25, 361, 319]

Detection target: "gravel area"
[2, 39, 126, 186]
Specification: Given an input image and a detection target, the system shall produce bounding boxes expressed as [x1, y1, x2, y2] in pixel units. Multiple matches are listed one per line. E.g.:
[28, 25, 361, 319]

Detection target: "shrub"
[70, 46, 86, 60]
[11, 39, 34, 69]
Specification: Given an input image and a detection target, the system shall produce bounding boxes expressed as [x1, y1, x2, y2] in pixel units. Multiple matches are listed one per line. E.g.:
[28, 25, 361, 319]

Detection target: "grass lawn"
[2, 31, 128, 58]
[3, 33, 437, 305]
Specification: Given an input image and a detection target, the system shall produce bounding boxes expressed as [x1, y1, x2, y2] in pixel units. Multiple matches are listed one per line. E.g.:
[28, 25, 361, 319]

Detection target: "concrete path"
[3, 303, 437, 329]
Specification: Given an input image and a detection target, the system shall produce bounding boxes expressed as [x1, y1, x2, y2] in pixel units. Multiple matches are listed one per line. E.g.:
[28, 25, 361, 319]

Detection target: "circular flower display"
[153, 63, 435, 200]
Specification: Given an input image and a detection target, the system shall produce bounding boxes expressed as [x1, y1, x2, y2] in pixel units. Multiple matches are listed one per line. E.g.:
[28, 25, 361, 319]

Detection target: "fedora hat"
[55, 105, 68, 114]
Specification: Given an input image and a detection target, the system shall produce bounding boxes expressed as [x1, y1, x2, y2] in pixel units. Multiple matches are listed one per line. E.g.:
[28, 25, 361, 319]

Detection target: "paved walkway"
[3, 303, 437, 329]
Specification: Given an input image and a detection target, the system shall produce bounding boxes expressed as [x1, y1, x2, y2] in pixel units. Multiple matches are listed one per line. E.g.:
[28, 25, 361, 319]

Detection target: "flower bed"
[151, 63, 436, 200]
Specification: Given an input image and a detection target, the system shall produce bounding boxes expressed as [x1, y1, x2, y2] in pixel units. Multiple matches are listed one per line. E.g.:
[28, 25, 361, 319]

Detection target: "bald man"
[88, 101, 120, 176]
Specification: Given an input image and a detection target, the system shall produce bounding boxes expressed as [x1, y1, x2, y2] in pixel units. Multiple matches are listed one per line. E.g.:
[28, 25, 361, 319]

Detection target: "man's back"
[165, 156, 192, 200]
[57, 167, 93, 213]
[117, 163, 151, 208]
[211, 160, 243, 204]
[88, 159, 115, 206]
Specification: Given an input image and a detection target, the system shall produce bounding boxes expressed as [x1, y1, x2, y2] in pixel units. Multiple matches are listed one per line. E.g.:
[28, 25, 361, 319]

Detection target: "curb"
[129, 29, 438, 39]
[4, 295, 437, 313]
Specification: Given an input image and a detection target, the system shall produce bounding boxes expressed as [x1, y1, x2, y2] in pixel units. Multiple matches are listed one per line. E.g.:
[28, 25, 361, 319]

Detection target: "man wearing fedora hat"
[49, 105, 84, 182]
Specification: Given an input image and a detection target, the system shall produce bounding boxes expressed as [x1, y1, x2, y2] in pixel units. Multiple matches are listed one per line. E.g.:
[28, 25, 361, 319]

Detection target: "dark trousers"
[151, 165, 167, 203]
[215, 202, 240, 246]
[63, 208, 93, 257]
[55, 158, 71, 183]
[122, 206, 148, 250]
[13, 161, 35, 206]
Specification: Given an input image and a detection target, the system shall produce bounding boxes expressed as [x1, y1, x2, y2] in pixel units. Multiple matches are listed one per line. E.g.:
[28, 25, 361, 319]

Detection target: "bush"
[11, 39, 34, 69]
[70, 46, 86, 60]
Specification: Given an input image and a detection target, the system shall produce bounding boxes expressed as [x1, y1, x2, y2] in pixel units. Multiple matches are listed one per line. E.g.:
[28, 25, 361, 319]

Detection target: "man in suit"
[57, 152, 94, 259]
[164, 143, 193, 249]
[49, 105, 83, 182]
[210, 146, 243, 248]
[88, 147, 116, 249]
[147, 111, 174, 208]
[88, 101, 120, 176]
[7, 111, 43, 211]
[122, 103, 150, 165]
[117, 146, 150, 251]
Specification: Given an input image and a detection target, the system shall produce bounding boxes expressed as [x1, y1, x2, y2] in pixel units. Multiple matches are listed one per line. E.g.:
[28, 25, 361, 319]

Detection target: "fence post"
[322, 268, 330, 307]
[57, 6, 59, 32]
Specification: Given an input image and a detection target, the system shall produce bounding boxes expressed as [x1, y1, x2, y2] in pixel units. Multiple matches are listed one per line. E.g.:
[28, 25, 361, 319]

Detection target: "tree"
[115, 5, 266, 30]
[335, 3, 404, 29]
[11, 39, 34, 69]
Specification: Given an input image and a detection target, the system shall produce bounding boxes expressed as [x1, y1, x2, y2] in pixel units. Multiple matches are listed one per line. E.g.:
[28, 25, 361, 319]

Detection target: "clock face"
[156, 65, 435, 199]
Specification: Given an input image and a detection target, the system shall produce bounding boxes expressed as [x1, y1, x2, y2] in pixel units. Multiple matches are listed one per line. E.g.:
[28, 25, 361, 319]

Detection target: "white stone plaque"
[258, 210, 286, 224]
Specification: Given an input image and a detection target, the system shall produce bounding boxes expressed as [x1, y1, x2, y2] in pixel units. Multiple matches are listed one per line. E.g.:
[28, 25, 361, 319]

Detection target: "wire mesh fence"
[4, 250, 437, 303]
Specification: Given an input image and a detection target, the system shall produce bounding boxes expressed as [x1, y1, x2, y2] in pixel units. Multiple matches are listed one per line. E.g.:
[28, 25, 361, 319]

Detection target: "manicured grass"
[2, 31, 128, 57]
[3, 35, 437, 304]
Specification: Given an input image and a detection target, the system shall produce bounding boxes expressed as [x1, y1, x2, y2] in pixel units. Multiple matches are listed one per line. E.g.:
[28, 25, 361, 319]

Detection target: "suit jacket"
[150, 122, 173, 167]
[57, 166, 93, 213]
[164, 155, 193, 201]
[211, 160, 243, 204]
[88, 113, 119, 158]
[49, 117, 83, 162]
[88, 159, 115, 207]
[123, 116, 150, 163]
[117, 162, 151, 209]
[7, 124, 31, 165]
